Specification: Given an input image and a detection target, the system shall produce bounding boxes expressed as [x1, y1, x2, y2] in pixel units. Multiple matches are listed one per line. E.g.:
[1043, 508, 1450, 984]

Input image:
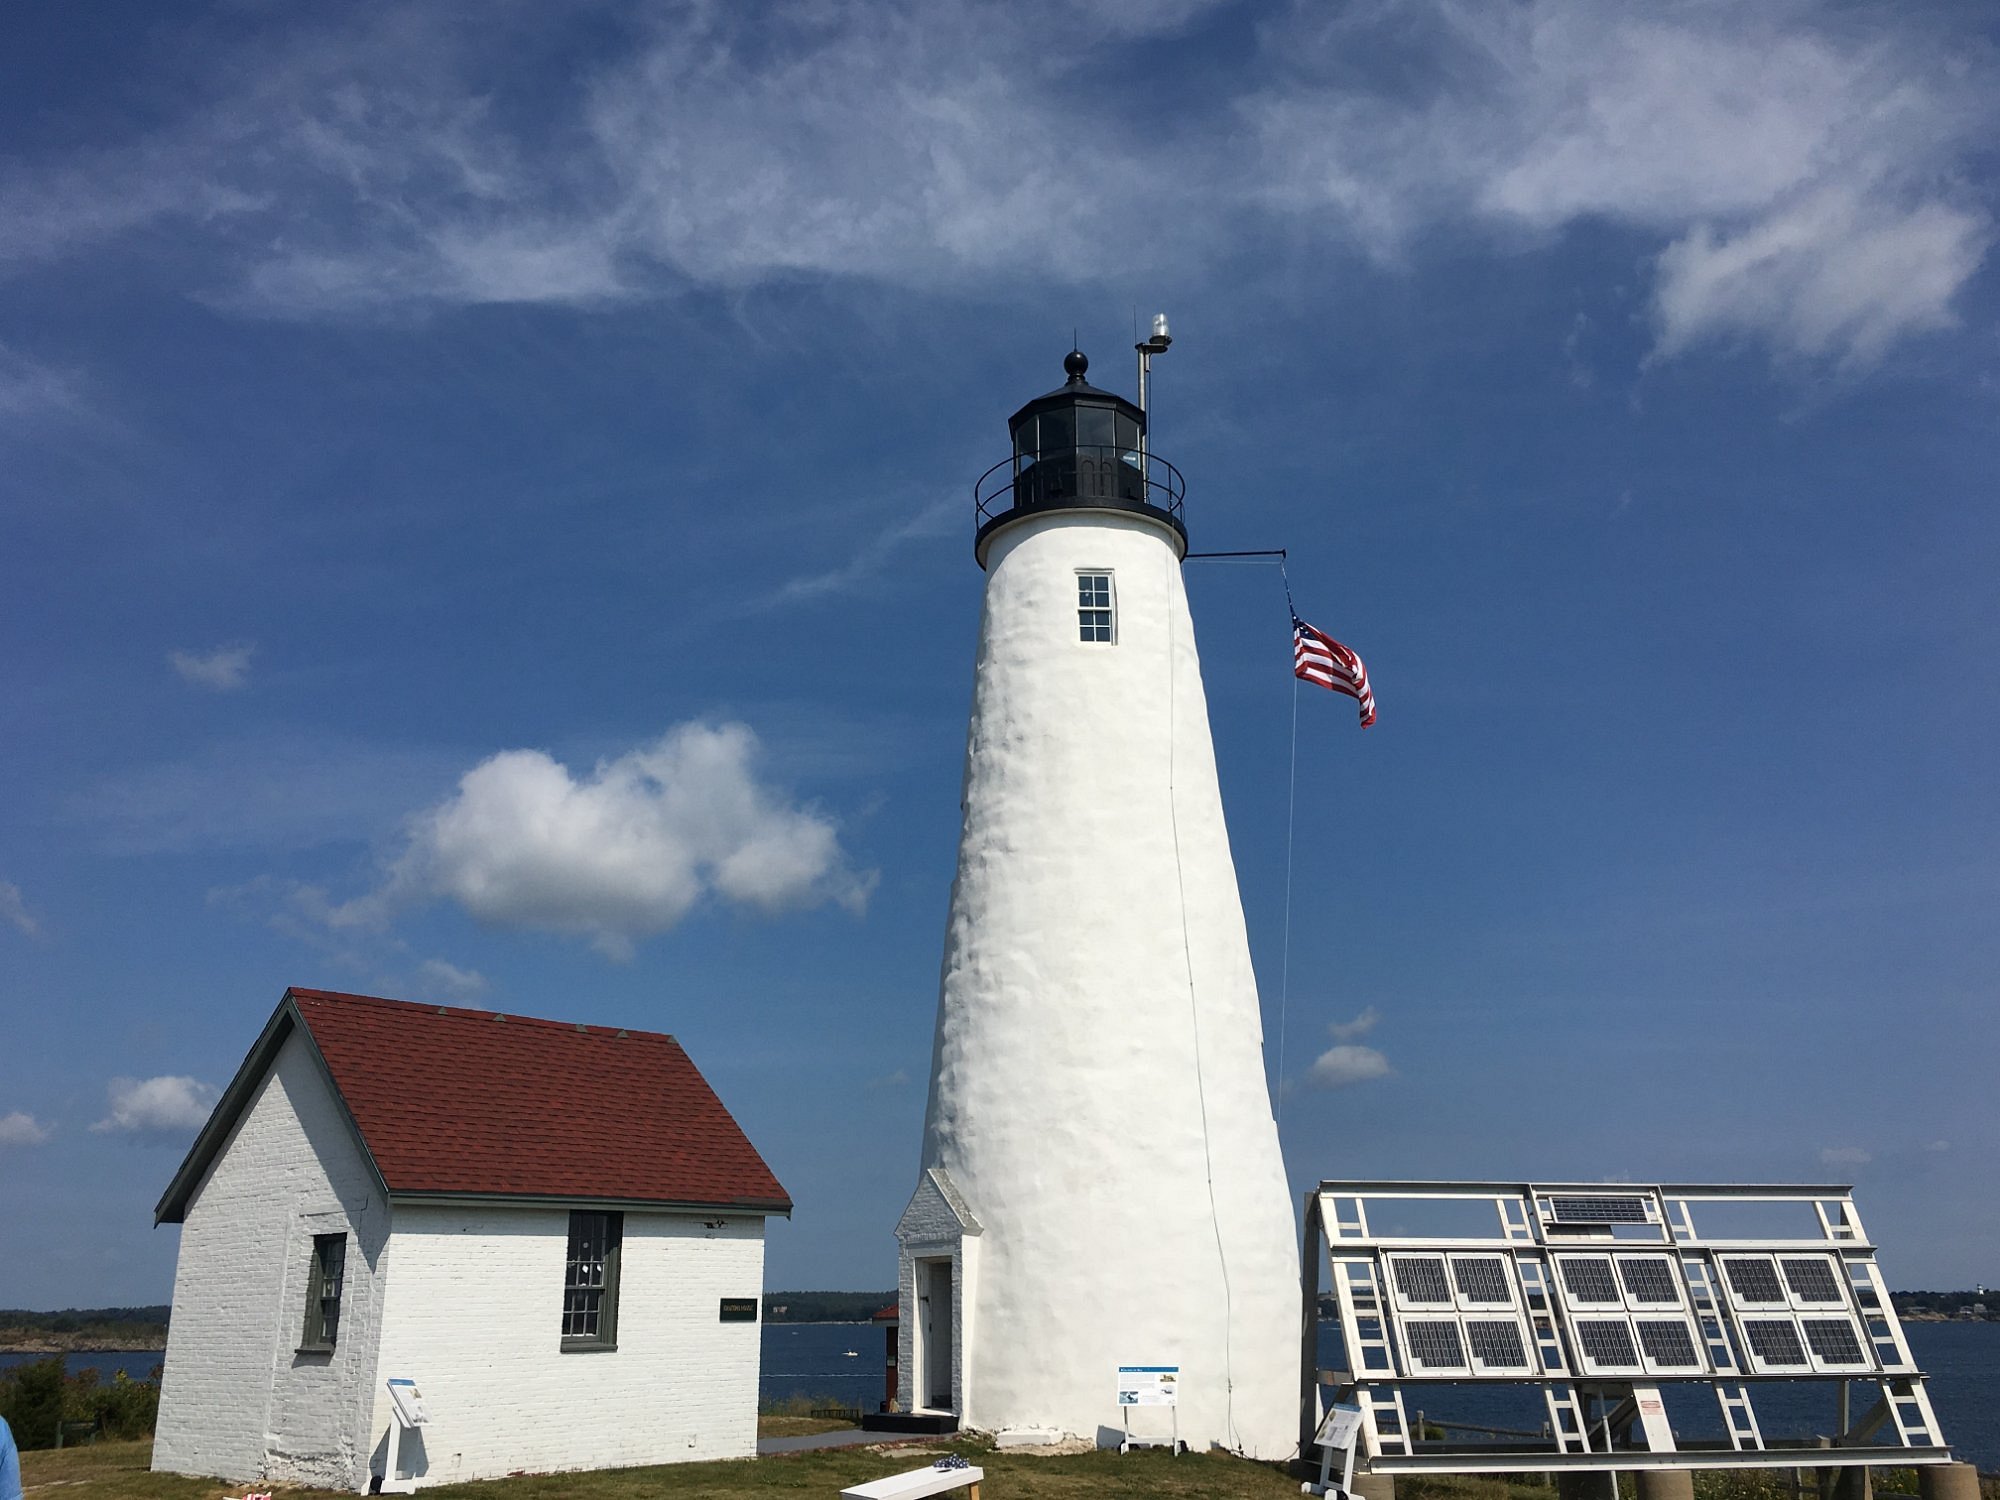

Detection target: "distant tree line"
[0, 1306, 170, 1350]
[1890, 1290, 1995, 1319]
[762, 1291, 895, 1323]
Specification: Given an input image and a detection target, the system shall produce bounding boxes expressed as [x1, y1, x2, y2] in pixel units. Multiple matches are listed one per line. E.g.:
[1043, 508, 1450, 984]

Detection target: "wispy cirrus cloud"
[0, 881, 39, 937]
[168, 643, 255, 691]
[0, 2, 1984, 369]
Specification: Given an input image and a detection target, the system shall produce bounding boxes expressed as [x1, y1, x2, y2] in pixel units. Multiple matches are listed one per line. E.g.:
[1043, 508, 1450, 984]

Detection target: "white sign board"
[1317, 1403, 1364, 1452]
[387, 1378, 429, 1427]
[1116, 1366, 1179, 1406]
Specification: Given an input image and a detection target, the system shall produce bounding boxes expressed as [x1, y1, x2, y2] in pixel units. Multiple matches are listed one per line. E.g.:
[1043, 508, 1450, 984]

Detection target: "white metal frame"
[1301, 1180, 1951, 1478]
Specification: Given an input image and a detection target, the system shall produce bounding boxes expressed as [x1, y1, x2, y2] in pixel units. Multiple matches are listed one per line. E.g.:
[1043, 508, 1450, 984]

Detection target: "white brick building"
[152, 987, 790, 1492]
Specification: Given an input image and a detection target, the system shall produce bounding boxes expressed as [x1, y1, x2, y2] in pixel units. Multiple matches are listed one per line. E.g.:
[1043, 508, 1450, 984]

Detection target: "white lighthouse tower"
[895, 347, 1300, 1457]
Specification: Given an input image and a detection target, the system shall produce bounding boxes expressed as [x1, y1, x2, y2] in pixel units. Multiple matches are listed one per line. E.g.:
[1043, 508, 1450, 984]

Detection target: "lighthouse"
[894, 347, 1300, 1456]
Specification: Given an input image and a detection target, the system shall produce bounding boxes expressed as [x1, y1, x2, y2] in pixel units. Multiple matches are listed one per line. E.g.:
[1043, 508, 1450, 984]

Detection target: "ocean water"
[8, 1320, 1992, 1470]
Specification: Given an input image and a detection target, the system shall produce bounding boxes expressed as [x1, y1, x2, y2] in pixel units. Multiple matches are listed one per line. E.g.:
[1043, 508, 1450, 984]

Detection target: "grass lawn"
[24, 1435, 1310, 1498]
[25, 1440, 1993, 1500]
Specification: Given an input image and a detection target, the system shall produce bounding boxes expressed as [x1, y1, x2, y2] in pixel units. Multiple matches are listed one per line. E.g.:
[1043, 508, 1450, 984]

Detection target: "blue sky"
[2, 0, 1996, 1308]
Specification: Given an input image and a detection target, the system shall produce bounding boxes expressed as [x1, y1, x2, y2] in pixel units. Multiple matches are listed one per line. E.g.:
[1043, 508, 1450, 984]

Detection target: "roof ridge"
[287, 986, 678, 1044]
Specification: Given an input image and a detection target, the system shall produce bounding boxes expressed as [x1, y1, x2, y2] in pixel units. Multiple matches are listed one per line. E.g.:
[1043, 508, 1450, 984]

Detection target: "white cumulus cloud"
[93, 1075, 220, 1136]
[357, 721, 872, 958]
[1819, 1145, 1873, 1167]
[169, 643, 255, 691]
[1309, 1044, 1394, 1089]
[0, 1111, 52, 1147]
[0, 881, 39, 937]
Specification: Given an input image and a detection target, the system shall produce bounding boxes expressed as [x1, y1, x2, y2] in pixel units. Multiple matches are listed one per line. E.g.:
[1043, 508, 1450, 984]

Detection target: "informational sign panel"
[1116, 1366, 1179, 1406]
[387, 1378, 429, 1427]
[1318, 1403, 1364, 1452]
[719, 1297, 759, 1322]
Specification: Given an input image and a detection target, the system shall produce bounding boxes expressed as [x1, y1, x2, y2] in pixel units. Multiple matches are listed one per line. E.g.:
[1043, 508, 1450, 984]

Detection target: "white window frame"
[1076, 570, 1115, 644]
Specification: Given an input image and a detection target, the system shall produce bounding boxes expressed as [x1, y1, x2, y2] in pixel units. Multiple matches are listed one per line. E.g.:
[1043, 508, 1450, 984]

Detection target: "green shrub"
[0, 1355, 65, 1449]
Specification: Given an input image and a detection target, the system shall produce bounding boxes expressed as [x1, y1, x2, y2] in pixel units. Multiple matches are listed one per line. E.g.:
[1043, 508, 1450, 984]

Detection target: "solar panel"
[1466, 1319, 1530, 1369]
[1393, 1256, 1452, 1304]
[1557, 1256, 1620, 1304]
[1802, 1318, 1869, 1366]
[1618, 1257, 1681, 1305]
[1635, 1318, 1703, 1368]
[1782, 1258, 1846, 1304]
[1724, 1257, 1787, 1304]
[1404, 1320, 1467, 1371]
[1575, 1318, 1641, 1369]
[1743, 1319, 1810, 1367]
[1454, 1256, 1513, 1305]
[1550, 1194, 1649, 1223]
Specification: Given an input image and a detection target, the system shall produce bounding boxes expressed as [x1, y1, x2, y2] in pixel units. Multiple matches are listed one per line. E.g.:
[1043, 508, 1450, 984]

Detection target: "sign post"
[381, 1378, 430, 1495]
[1115, 1366, 1182, 1455]
[1306, 1402, 1365, 1498]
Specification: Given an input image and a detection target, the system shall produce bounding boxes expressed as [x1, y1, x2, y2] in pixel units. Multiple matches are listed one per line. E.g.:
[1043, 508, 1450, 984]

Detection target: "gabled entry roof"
[156, 987, 792, 1223]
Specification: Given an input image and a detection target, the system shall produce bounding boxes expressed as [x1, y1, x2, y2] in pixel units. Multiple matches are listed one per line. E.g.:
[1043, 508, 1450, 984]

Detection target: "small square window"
[562, 1210, 622, 1350]
[300, 1232, 346, 1351]
[1077, 572, 1114, 643]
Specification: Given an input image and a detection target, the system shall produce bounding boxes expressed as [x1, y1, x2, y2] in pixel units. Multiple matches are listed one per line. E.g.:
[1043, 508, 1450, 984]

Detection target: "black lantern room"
[972, 350, 1186, 566]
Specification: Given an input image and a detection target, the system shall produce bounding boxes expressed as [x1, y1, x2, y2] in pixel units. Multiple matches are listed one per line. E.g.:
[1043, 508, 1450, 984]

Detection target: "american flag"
[1293, 614, 1375, 727]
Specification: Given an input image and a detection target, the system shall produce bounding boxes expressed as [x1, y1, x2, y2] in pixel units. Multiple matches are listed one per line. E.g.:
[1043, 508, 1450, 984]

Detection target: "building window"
[562, 1210, 622, 1350]
[1077, 572, 1114, 642]
[300, 1233, 346, 1351]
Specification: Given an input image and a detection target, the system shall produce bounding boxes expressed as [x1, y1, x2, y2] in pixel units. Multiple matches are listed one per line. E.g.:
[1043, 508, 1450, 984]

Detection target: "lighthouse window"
[1077, 572, 1114, 642]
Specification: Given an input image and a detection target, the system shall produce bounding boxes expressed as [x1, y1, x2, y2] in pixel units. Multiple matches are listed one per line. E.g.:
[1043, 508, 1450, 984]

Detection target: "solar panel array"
[1307, 1183, 1948, 1474]
[1549, 1194, 1650, 1223]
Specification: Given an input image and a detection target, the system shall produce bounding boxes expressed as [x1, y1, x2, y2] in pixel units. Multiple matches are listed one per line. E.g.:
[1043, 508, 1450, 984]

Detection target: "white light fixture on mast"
[1136, 312, 1171, 462]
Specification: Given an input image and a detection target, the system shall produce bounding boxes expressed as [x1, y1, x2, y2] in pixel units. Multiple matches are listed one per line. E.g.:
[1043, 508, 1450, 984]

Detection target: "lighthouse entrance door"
[919, 1258, 955, 1410]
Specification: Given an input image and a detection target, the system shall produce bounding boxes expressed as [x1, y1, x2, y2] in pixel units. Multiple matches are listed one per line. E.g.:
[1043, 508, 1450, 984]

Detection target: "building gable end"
[154, 992, 387, 1225]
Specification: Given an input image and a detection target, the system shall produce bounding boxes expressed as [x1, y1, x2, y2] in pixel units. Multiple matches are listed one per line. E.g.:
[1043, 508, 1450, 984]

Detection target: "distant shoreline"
[0, 1342, 166, 1355]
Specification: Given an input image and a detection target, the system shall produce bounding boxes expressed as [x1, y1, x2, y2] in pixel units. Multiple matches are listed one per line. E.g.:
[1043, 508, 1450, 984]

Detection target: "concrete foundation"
[1637, 1471, 1694, 1500]
[1917, 1464, 1981, 1500]
[1349, 1470, 1396, 1500]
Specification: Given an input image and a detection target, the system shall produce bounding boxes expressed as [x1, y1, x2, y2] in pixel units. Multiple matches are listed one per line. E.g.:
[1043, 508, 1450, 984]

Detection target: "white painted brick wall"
[153, 1028, 389, 1492]
[366, 1204, 767, 1486]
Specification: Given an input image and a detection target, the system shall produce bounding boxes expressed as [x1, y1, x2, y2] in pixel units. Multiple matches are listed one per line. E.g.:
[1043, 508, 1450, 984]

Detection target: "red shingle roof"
[157, 987, 790, 1221]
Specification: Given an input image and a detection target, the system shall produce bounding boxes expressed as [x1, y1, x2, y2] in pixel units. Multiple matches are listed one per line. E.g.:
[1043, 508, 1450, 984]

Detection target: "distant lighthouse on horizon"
[893, 340, 1300, 1456]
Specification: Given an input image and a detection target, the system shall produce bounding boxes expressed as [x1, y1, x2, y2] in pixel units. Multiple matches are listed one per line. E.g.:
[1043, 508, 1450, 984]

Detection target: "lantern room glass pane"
[1077, 405, 1114, 449]
[1036, 406, 1072, 456]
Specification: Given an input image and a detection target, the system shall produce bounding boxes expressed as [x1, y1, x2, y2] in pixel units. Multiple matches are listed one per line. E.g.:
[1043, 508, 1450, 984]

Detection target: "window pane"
[1077, 405, 1114, 449]
[1115, 413, 1139, 453]
[1013, 415, 1036, 457]
[1036, 406, 1072, 456]
[563, 1211, 620, 1345]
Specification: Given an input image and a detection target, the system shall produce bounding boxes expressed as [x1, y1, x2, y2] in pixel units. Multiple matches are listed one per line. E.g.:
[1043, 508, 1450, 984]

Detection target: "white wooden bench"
[840, 1460, 985, 1500]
